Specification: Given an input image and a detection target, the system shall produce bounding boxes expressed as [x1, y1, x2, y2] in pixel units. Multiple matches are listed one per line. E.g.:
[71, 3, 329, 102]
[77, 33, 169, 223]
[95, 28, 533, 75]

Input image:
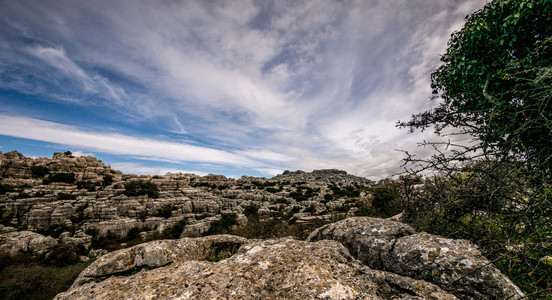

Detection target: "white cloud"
[0, 0, 489, 179]
[110, 162, 208, 176]
[0, 115, 269, 167]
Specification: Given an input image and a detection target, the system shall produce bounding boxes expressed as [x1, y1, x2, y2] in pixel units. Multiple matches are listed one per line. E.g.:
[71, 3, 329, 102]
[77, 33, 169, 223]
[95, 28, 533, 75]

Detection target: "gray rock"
[385, 232, 524, 299]
[307, 217, 524, 299]
[56, 236, 456, 300]
[307, 217, 415, 269]
[0, 226, 58, 257]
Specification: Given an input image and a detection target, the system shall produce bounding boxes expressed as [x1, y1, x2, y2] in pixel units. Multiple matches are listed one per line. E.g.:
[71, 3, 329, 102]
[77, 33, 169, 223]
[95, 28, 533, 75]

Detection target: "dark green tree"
[399, 0, 551, 181]
[398, 0, 552, 296]
[123, 180, 159, 198]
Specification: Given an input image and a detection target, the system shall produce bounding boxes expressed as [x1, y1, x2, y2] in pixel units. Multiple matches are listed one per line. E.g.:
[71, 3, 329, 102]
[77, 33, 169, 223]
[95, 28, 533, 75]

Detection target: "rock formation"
[307, 217, 524, 299]
[55, 217, 524, 299]
[56, 235, 456, 299]
[1, 151, 525, 299]
[0, 151, 372, 258]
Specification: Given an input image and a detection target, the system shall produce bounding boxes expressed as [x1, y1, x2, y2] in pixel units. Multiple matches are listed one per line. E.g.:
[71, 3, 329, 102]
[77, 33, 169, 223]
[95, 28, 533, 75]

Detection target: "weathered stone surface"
[385, 232, 524, 299]
[56, 236, 456, 300]
[308, 217, 524, 299]
[308, 217, 416, 269]
[0, 225, 58, 257]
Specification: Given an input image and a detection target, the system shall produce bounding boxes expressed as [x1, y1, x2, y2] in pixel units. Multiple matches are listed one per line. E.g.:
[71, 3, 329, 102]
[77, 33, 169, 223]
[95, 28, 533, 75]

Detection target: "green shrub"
[84, 228, 99, 237]
[0, 260, 91, 300]
[291, 206, 301, 214]
[43, 173, 75, 184]
[266, 187, 282, 193]
[102, 175, 114, 187]
[57, 193, 77, 200]
[304, 205, 317, 214]
[276, 197, 288, 204]
[123, 180, 159, 198]
[195, 213, 209, 220]
[0, 184, 14, 195]
[371, 186, 401, 217]
[156, 205, 174, 218]
[243, 204, 259, 218]
[77, 181, 97, 191]
[162, 220, 187, 239]
[205, 213, 238, 235]
[30, 165, 49, 178]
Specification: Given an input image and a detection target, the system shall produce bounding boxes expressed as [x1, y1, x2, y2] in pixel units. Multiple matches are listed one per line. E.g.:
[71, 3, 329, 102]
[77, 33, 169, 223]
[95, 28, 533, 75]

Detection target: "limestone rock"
[56, 236, 456, 300]
[385, 232, 524, 299]
[0, 225, 58, 257]
[308, 217, 524, 299]
[308, 217, 415, 269]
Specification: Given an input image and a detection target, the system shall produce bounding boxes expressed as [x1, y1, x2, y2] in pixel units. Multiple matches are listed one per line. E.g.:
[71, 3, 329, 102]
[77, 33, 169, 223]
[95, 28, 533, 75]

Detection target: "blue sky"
[0, 0, 486, 179]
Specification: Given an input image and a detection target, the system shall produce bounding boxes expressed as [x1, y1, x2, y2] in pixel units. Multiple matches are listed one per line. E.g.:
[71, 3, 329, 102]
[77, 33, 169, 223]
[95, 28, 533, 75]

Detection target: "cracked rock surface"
[307, 217, 524, 299]
[56, 234, 456, 300]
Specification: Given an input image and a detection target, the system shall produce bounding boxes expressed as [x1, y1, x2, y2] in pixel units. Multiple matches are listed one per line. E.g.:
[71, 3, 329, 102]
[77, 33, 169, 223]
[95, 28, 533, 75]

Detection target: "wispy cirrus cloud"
[0, 0, 487, 179]
[0, 115, 288, 171]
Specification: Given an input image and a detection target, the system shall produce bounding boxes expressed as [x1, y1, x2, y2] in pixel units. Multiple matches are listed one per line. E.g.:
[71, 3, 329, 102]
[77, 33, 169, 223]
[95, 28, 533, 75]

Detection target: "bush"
[77, 181, 97, 191]
[43, 173, 75, 184]
[30, 165, 49, 178]
[243, 204, 259, 218]
[0, 184, 14, 195]
[57, 193, 77, 200]
[102, 175, 114, 187]
[123, 180, 159, 198]
[0, 259, 91, 300]
[205, 213, 238, 235]
[156, 205, 174, 218]
[162, 220, 187, 239]
[371, 186, 401, 216]
[266, 187, 281, 193]
[304, 205, 316, 214]
[276, 197, 288, 204]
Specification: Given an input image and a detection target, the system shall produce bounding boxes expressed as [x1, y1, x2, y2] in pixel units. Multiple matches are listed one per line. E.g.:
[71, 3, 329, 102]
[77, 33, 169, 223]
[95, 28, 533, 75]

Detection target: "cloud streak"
[0, 115, 285, 170]
[0, 0, 488, 179]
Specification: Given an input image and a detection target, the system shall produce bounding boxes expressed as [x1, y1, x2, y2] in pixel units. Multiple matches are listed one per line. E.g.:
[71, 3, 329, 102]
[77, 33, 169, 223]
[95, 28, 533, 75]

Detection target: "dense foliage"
[398, 0, 552, 297]
[399, 0, 551, 181]
[43, 173, 76, 184]
[123, 180, 159, 198]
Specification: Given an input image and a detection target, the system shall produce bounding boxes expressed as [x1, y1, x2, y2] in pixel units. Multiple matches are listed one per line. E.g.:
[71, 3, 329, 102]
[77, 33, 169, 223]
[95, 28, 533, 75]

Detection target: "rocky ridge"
[0, 151, 372, 258]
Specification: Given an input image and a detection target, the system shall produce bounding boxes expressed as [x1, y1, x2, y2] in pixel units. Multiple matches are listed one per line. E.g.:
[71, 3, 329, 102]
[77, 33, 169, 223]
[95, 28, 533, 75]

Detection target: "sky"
[0, 0, 487, 179]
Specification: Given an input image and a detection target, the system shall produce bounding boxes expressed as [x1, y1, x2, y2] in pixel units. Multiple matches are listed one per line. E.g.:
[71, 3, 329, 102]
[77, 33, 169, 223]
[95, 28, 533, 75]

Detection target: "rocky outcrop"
[56, 235, 456, 300]
[1, 151, 374, 259]
[307, 217, 524, 299]
[0, 224, 58, 257]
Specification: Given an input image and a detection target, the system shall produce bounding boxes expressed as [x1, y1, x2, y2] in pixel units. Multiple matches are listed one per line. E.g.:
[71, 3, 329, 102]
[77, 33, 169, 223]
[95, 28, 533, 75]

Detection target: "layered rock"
[1, 151, 375, 259]
[307, 217, 524, 299]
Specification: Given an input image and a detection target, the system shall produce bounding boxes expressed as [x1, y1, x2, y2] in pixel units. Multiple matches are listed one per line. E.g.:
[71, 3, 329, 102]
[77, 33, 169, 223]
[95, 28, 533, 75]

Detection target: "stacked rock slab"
[307, 217, 524, 299]
[1, 151, 377, 259]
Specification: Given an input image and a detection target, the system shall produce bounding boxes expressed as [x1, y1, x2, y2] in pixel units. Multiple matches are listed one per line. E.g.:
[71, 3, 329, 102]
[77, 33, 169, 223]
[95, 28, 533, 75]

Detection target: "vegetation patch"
[123, 180, 159, 198]
[43, 173, 76, 185]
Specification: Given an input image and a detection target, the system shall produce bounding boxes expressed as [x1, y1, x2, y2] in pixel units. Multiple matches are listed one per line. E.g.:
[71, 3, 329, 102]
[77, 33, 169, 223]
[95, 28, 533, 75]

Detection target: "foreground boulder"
[307, 217, 524, 299]
[57, 235, 456, 299]
[56, 217, 524, 300]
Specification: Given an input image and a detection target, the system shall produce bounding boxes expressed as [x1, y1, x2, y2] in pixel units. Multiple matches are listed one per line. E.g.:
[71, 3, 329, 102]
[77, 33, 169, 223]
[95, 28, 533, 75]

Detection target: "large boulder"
[307, 217, 524, 299]
[307, 217, 415, 269]
[56, 235, 455, 300]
